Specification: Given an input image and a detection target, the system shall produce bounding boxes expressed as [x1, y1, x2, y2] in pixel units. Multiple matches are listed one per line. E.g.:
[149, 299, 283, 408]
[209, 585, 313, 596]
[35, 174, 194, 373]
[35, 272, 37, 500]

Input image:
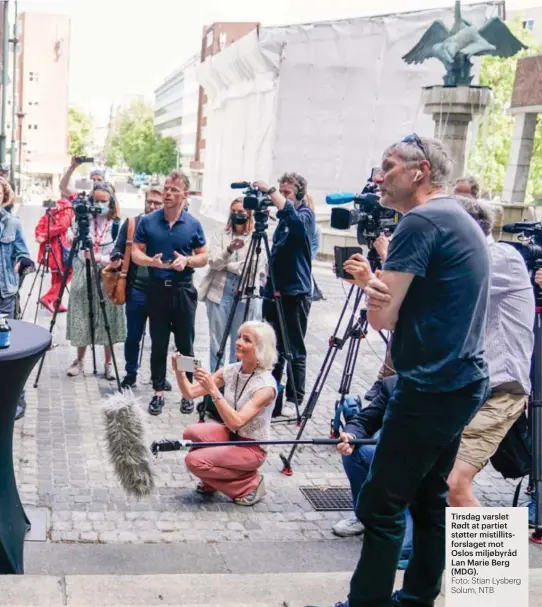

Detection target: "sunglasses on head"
[402, 133, 427, 159]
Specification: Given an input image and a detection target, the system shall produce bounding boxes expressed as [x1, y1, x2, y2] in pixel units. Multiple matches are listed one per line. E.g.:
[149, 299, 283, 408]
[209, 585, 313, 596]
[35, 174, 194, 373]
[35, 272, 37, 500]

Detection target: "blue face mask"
[96, 203, 109, 216]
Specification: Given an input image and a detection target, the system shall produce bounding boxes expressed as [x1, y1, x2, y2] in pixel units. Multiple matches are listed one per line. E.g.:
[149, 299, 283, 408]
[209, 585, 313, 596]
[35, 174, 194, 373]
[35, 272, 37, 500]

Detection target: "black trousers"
[263, 293, 311, 405]
[348, 376, 489, 607]
[148, 282, 197, 392]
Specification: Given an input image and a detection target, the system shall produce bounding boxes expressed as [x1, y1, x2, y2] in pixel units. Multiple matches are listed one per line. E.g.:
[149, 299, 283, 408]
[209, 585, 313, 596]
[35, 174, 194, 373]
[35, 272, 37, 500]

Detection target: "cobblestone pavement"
[13, 203, 521, 545]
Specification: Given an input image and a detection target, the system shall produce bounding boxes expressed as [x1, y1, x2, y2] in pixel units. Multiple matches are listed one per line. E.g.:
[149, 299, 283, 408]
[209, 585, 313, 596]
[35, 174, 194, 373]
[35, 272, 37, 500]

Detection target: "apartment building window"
[523, 20, 535, 31]
[29, 71, 39, 82]
[219, 32, 227, 51]
[206, 30, 214, 48]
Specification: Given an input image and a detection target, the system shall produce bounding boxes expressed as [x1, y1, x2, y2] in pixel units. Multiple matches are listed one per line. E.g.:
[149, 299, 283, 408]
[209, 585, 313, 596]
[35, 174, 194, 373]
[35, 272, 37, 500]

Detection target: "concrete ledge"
[1, 571, 541, 606]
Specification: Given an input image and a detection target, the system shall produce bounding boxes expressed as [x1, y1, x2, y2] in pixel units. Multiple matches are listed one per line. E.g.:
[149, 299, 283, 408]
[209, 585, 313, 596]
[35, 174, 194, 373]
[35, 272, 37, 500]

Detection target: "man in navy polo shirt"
[132, 171, 208, 416]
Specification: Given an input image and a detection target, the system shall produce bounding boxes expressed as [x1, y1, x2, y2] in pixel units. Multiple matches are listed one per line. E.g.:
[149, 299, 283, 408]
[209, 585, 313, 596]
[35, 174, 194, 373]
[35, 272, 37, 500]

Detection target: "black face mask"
[231, 213, 248, 226]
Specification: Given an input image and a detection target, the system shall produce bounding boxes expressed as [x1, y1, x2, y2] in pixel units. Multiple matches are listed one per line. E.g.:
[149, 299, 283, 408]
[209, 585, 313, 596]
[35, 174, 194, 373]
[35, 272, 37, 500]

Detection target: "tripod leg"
[198, 237, 259, 423]
[20, 261, 44, 320]
[261, 236, 303, 423]
[279, 287, 365, 473]
[34, 238, 80, 388]
[88, 248, 122, 392]
[85, 256, 98, 374]
[34, 252, 50, 324]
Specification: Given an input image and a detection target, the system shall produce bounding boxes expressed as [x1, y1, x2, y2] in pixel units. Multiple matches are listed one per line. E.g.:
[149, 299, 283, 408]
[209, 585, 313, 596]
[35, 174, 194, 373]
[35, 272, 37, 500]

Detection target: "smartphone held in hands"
[334, 246, 363, 280]
[175, 355, 202, 373]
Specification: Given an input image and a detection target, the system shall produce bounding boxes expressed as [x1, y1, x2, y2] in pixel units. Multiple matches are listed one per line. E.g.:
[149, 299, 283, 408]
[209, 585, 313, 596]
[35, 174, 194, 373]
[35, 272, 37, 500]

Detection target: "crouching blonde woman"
[173, 321, 277, 506]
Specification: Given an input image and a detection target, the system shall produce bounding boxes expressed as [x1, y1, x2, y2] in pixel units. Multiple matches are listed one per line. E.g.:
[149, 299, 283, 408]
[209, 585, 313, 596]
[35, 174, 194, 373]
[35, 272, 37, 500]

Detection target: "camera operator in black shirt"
[318, 136, 490, 607]
[253, 173, 315, 417]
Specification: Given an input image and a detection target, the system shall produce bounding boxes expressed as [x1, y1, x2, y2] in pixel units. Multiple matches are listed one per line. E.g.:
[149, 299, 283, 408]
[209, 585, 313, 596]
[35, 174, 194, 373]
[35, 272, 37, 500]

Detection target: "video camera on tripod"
[326, 169, 400, 246]
[72, 192, 109, 243]
[502, 220, 542, 300]
[230, 182, 273, 231]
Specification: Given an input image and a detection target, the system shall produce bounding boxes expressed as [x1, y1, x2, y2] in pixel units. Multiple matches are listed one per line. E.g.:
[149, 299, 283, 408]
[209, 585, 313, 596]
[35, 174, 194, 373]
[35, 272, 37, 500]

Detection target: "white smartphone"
[175, 355, 201, 373]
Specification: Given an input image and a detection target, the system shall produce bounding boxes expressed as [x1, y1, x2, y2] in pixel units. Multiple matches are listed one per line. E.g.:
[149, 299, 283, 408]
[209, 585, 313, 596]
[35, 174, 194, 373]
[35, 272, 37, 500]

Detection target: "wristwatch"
[267, 187, 277, 196]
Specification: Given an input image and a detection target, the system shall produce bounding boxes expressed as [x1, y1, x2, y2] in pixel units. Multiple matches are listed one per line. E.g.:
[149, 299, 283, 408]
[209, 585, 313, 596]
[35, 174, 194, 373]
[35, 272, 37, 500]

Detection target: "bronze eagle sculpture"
[402, 1, 527, 86]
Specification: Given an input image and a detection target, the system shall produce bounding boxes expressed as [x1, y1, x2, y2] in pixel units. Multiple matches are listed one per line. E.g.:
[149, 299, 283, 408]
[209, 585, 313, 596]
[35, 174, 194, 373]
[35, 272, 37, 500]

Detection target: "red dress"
[34, 197, 75, 309]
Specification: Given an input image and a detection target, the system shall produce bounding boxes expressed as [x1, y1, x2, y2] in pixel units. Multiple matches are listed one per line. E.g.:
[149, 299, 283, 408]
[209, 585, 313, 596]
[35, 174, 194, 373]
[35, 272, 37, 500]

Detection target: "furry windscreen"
[102, 390, 156, 499]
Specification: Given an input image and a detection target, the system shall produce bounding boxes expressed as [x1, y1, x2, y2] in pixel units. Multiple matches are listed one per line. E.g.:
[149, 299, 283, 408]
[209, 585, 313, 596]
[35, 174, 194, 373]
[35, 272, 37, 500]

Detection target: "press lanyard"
[233, 369, 256, 411]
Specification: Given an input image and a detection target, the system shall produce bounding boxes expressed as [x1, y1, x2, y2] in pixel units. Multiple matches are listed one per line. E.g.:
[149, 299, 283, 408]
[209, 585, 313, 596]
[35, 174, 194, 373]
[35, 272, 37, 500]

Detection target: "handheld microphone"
[230, 182, 251, 189]
[326, 193, 356, 205]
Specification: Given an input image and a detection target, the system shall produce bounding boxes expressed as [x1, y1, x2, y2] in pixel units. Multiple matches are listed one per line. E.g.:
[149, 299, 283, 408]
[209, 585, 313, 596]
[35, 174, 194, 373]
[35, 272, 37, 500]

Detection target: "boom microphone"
[230, 181, 251, 189]
[102, 390, 156, 499]
[326, 193, 356, 205]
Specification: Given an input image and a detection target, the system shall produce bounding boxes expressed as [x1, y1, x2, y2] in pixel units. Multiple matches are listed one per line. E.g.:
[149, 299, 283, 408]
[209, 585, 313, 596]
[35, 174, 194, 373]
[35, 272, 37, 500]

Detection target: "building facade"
[509, 5, 542, 42]
[191, 22, 259, 179]
[13, 12, 70, 188]
[154, 54, 200, 191]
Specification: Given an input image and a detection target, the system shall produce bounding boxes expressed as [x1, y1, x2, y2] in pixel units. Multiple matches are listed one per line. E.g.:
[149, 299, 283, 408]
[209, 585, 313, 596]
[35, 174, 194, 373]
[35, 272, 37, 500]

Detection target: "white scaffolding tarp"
[198, 3, 502, 220]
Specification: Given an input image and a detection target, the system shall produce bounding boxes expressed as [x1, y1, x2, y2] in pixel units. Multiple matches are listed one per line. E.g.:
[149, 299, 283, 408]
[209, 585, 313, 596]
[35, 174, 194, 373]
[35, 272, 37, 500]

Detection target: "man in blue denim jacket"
[0, 196, 32, 419]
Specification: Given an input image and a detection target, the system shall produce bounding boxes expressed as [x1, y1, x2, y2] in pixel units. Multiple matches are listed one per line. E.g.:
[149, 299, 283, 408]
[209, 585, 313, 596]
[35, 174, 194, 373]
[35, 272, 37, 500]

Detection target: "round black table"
[0, 320, 51, 574]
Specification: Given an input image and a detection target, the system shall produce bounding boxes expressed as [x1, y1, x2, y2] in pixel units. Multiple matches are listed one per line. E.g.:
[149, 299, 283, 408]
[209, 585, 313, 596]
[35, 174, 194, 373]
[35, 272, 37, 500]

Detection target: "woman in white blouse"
[198, 197, 266, 371]
[174, 321, 277, 507]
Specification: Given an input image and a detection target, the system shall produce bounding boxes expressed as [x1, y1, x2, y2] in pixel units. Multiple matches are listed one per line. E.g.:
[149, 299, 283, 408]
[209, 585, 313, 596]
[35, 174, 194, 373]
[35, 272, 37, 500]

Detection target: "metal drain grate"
[300, 486, 352, 511]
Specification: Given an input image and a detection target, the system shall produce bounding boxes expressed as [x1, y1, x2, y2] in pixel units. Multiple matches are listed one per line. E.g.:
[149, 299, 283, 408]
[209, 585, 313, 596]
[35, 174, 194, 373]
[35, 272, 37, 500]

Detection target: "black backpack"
[489, 412, 531, 506]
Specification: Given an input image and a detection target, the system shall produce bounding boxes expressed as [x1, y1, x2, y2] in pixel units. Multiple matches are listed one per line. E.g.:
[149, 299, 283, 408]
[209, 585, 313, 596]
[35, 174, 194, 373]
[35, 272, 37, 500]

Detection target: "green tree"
[104, 100, 178, 175]
[68, 107, 92, 157]
[468, 18, 542, 200]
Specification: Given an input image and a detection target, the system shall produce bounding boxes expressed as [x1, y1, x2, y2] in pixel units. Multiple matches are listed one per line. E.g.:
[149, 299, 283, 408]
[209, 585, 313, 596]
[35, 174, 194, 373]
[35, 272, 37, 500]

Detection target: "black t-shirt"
[383, 196, 490, 392]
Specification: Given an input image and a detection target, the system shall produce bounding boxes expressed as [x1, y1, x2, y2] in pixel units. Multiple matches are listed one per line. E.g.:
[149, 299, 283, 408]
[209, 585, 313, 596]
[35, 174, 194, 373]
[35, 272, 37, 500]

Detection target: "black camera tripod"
[279, 244, 389, 474]
[33, 212, 122, 392]
[197, 206, 303, 425]
[21, 206, 68, 323]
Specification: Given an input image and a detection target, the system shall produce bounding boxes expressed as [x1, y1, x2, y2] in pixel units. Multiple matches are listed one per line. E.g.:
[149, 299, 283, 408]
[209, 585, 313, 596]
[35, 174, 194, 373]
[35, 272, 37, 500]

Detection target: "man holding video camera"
[132, 171, 208, 416]
[323, 136, 490, 607]
[253, 173, 315, 417]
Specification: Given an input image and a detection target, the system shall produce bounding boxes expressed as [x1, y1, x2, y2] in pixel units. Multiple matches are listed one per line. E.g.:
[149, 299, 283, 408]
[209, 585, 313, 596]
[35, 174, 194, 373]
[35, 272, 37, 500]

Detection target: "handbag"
[102, 217, 135, 305]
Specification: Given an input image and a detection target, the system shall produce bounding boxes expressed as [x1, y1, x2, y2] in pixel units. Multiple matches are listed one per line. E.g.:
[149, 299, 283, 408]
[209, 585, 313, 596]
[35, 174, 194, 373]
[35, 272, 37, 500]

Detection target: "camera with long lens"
[326, 169, 400, 246]
[502, 221, 542, 304]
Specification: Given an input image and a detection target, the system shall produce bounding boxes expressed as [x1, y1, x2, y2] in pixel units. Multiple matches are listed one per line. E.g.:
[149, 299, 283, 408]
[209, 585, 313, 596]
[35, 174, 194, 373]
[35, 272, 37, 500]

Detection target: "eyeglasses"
[402, 133, 427, 159]
[147, 199, 163, 207]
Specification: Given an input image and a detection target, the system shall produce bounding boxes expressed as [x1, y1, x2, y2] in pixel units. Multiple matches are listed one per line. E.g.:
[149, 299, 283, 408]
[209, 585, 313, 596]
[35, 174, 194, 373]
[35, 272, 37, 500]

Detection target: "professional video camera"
[326, 169, 400, 245]
[72, 192, 108, 243]
[230, 181, 273, 212]
[502, 221, 542, 275]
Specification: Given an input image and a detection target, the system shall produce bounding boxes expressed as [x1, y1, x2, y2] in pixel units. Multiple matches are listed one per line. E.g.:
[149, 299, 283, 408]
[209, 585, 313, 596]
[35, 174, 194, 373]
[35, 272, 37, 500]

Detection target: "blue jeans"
[206, 272, 262, 371]
[124, 287, 148, 377]
[342, 430, 413, 565]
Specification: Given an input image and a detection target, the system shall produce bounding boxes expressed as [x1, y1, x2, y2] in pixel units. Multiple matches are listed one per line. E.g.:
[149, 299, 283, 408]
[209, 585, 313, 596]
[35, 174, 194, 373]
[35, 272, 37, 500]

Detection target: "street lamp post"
[0, 0, 10, 164]
[9, 0, 18, 189]
[16, 111, 24, 193]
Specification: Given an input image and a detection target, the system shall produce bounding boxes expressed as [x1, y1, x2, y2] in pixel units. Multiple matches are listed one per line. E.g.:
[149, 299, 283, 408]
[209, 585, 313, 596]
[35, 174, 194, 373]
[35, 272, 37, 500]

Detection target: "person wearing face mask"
[66, 182, 126, 380]
[198, 197, 266, 371]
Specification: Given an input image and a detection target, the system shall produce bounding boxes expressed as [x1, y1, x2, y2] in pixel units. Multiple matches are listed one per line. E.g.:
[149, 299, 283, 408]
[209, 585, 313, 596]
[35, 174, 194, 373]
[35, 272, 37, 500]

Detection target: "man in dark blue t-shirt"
[325, 136, 491, 607]
[133, 171, 208, 416]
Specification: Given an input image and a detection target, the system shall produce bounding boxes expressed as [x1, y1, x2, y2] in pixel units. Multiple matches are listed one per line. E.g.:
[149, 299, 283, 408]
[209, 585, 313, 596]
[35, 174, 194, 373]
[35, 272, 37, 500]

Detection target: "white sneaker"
[332, 516, 364, 537]
[280, 401, 298, 417]
[67, 359, 83, 377]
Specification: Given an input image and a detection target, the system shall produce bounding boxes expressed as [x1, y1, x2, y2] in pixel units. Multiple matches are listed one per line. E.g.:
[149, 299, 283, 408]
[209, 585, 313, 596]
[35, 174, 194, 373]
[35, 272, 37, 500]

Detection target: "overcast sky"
[17, 0, 541, 126]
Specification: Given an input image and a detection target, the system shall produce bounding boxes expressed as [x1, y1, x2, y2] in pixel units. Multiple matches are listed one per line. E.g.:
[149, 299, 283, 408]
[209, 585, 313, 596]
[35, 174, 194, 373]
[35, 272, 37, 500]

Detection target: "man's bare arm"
[366, 271, 414, 331]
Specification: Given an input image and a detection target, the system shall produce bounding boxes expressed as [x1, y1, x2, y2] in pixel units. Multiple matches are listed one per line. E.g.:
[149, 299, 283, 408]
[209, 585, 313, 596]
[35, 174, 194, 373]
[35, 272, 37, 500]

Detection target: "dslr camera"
[326, 169, 400, 246]
[73, 192, 107, 242]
